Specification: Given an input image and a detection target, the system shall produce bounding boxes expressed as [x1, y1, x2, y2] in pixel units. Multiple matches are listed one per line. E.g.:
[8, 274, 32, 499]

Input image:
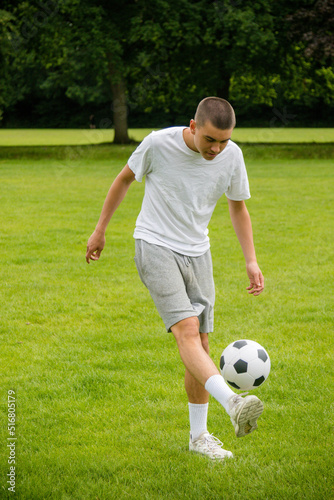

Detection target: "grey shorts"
[134, 239, 215, 332]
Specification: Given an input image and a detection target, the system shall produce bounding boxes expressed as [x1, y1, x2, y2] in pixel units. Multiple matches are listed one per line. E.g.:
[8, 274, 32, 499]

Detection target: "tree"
[271, 0, 334, 116]
[3, 0, 140, 141]
[0, 9, 17, 123]
[287, 0, 334, 64]
[128, 0, 278, 117]
[37, 0, 135, 143]
[3, 0, 331, 131]
[2, 0, 281, 134]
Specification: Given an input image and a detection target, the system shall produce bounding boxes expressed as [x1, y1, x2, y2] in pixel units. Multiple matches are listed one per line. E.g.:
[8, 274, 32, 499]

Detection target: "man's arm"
[85, 164, 136, 264]
[227, 199, 264, 296]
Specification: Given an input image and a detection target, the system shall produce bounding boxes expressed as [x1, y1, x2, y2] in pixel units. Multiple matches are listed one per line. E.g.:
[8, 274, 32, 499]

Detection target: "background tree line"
[0, 0, 333, 142]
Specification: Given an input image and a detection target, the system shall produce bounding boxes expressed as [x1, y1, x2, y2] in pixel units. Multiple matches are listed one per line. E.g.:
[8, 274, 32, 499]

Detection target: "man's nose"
[211, 143, 220, 153]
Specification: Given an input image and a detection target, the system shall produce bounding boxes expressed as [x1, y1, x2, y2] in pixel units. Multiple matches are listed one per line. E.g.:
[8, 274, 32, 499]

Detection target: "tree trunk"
[111, 78, 131, 144]
[108, 56, 131, 144]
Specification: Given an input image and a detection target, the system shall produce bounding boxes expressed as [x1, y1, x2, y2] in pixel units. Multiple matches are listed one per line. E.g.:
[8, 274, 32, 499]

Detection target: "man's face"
[190, 119, 233, 161]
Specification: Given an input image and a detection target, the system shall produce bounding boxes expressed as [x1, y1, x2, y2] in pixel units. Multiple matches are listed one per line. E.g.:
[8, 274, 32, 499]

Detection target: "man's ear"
[189, 119, 196, 135]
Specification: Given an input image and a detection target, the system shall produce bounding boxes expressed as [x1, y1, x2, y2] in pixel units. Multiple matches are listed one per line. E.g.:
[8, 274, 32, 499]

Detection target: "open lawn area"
[1, 141, 333, 499]
[0, 127, 334, 146]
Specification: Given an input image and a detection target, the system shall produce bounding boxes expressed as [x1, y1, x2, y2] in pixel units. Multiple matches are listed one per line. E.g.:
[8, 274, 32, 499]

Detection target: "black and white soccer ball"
[220, 340, 271, 391]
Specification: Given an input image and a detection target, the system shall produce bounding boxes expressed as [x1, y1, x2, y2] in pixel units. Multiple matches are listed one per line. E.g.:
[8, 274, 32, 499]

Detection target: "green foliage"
[230, 74, 280, 111]
[0, 9, 18, 122]
[286, 0, 334, 66]
[315, 66, 334, 105]
[128, 0, 278, 114]
[273, 0, 334, 112]
[0, 1, 333, 128]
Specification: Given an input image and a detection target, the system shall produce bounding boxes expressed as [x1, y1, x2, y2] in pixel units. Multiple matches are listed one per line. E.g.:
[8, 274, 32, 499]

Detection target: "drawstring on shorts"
[184, 256, 191, 267]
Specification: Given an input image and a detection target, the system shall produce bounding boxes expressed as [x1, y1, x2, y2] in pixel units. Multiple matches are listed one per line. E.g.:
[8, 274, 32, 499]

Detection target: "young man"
[86, 97, 264, 461]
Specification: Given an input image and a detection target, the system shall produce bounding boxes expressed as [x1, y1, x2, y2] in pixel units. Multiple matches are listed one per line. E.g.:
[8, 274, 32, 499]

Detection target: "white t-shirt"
[128, 127, 250, 257]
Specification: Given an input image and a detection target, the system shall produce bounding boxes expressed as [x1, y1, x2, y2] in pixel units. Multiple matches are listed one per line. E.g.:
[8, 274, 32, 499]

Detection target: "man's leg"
[185, 333, 210, 443]
[184, 332, 210, 404]
[171, 317, 220, 386]
[171, 316, 264, 440]
[172, 319, 234, 459]
[171, 316, 234, 410]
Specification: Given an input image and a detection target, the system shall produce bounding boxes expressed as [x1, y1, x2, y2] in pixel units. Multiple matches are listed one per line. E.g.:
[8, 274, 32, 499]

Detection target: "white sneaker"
[228, 393, 264, 438]
[189, 432, 233, 460]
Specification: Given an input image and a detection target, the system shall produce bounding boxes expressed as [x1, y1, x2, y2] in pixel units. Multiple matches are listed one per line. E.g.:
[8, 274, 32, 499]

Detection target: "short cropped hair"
[194, 97, 236, 130]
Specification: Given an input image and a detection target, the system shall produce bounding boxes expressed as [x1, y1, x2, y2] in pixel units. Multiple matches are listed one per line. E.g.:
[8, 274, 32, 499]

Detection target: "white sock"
[204, 374, 235, 414]
[188, 403, 208, 442]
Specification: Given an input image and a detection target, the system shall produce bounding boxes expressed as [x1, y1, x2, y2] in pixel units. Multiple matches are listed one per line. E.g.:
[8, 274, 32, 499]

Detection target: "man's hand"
[246, 262, 264, 296]
[86, 229, 106, 264]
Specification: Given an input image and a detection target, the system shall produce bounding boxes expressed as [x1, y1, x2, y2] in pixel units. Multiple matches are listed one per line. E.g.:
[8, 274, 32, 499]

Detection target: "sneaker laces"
[229, 392, 249, 404]
[203, 434, 228, 457]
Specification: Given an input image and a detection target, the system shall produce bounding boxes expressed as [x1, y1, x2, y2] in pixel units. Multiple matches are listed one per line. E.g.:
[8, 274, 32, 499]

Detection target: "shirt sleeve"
[225, 148, 251, 201]
[127, 133, 153, 182]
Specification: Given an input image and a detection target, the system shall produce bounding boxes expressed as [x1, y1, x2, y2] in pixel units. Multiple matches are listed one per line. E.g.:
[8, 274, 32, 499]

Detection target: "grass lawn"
[1, 141, 333, 499]
[0, 127, 334, 146]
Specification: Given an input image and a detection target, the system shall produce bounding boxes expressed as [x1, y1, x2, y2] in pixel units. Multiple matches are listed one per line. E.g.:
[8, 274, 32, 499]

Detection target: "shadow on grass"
[0, 143, 334, 161]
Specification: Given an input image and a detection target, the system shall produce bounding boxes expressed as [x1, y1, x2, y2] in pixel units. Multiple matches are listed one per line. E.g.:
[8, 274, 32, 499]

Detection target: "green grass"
[0, 127, 334, 146]
[232, 127, 334, 143]
[1, 142, 334, 499]
[0, 129, 153, 146]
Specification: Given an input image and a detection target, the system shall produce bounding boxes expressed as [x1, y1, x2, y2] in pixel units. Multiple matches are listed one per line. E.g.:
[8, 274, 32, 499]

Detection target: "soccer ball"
[220, 340, 270, 391]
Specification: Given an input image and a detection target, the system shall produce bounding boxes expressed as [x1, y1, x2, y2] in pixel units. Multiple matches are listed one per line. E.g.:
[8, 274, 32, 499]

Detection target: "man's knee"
[171, 316, 200, 345]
